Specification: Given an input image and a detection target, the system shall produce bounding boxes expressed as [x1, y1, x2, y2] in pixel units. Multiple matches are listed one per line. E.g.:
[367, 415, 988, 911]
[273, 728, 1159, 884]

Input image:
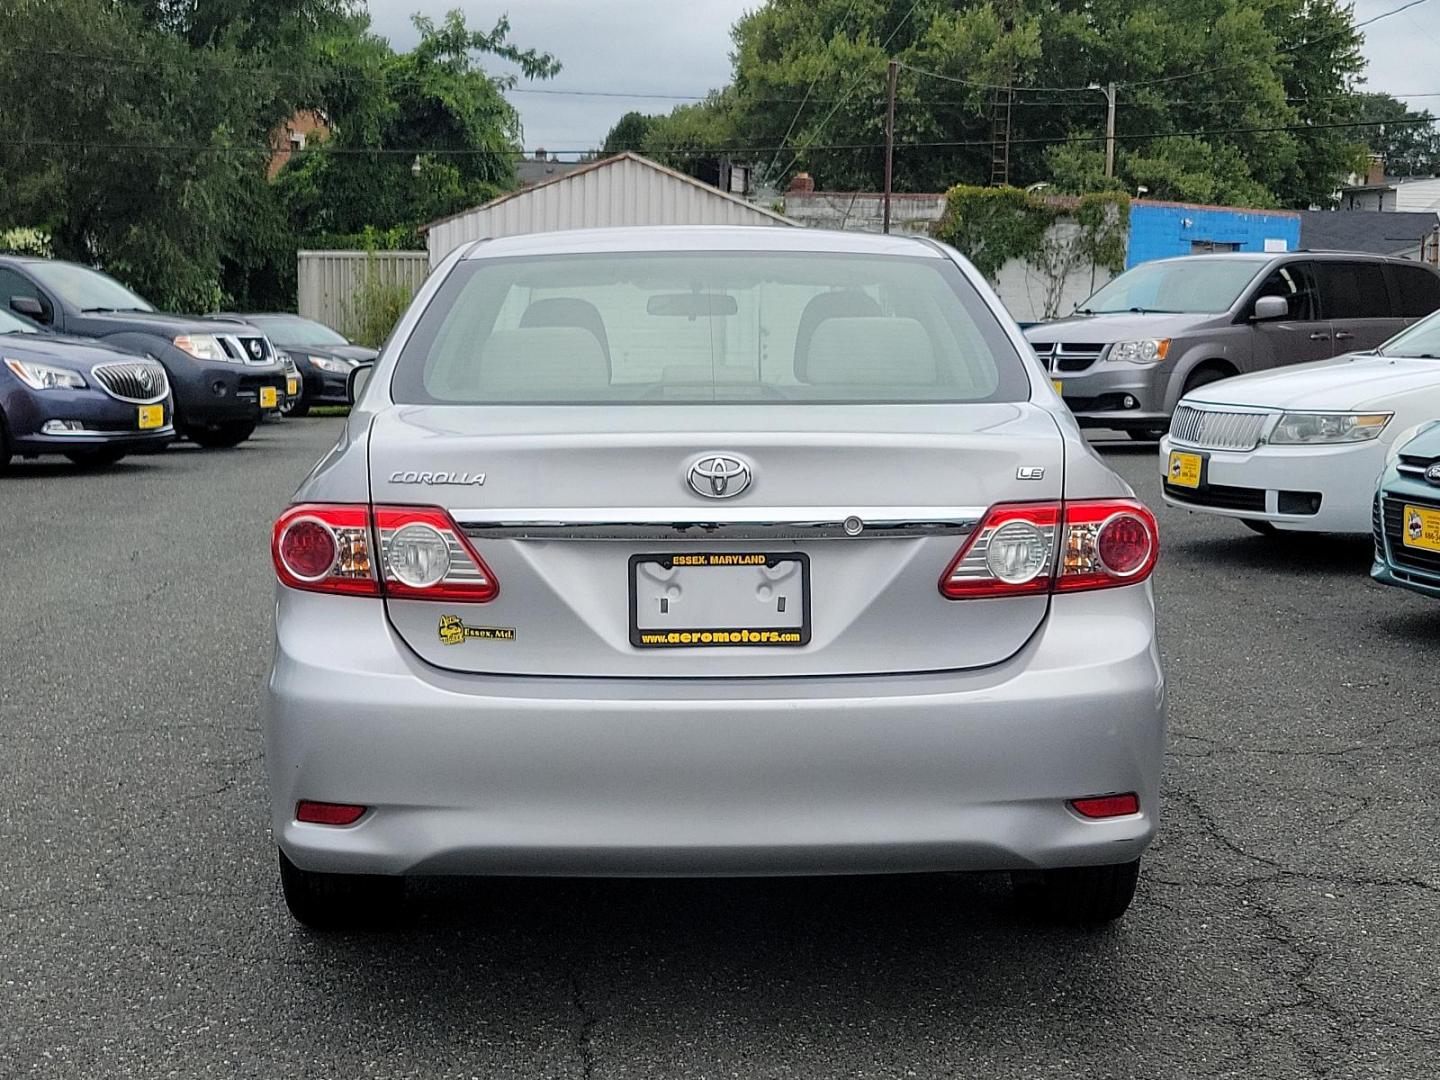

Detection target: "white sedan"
[1159, 314, 1440, 534]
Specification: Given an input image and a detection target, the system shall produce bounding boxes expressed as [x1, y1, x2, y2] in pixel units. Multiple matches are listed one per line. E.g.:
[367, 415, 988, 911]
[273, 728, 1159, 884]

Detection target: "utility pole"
[883, 58, 898, 234]
[1103, 81, 1117, 178]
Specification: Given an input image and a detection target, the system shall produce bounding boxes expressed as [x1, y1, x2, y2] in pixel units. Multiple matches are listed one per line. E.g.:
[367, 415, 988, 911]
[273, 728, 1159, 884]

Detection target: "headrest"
[477, 327, 610, 398]
[803, 317, 937, 385]
[793, 290, 883, 379]
[519, 298, 612, 370]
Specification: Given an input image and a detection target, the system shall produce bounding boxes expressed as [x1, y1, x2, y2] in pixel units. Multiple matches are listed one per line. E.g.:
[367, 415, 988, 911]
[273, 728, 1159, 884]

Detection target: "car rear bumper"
[1158, 435, 1383, 533]
[265, 586, 1166, 878]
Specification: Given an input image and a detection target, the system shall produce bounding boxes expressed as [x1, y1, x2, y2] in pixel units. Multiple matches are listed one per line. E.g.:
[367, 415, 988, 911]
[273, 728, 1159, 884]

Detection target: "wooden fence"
[296, 250, 429, 340]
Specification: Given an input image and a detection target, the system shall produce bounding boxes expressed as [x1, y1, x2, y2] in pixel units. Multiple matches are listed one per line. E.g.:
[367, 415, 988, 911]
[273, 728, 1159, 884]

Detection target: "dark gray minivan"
[1024, 251, 1440, 439]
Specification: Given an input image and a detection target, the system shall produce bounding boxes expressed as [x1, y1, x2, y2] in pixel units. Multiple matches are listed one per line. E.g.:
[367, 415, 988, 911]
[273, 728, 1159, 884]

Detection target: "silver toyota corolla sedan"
[266, 226, 1165, 929]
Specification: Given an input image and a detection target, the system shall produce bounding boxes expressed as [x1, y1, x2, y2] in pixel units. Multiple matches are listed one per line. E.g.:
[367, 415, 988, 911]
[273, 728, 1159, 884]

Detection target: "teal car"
[1374, 421, 1440, 598]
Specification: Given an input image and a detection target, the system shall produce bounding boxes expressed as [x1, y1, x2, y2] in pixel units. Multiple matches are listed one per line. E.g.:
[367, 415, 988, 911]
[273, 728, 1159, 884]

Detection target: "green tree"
[635, 0, 1368, 207]
[603, 111, 656, 154]
[1353, 93, 1440, 177]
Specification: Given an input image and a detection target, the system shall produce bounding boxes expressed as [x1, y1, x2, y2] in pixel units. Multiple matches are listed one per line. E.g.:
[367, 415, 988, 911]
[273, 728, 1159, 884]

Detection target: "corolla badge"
[389, 470, 486, 486]
[1425, 463, 1440, 485]
[687, 454, 752, 499]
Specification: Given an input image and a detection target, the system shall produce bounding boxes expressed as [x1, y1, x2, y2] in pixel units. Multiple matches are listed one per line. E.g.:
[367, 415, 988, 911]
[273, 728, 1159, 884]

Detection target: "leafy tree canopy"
[621, 0, 1371, 208]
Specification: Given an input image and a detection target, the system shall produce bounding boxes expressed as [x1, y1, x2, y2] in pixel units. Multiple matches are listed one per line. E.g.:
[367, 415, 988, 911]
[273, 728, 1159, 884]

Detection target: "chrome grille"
[1170, 405, 1269, 451]
[1029, 342, 1106, 373]
[217, 334, 273, 366]
[1396, 453, 1435, 478]
[91, 361, 169, 404]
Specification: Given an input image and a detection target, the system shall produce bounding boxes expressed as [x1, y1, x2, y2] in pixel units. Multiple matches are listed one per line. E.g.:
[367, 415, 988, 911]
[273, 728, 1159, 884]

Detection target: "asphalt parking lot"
[2, 418, 1436, 1080]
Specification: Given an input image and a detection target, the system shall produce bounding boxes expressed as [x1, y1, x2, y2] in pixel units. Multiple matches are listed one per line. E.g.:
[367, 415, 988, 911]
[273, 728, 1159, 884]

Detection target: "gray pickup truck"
[1024, 250, 1440, 440]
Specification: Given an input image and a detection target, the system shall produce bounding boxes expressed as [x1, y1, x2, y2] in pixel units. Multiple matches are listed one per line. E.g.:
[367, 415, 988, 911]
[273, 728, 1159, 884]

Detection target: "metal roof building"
[422, 152, 796, 267]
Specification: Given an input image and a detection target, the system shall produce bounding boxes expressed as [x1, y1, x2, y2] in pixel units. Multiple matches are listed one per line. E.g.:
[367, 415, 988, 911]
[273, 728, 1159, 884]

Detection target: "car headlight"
[1110, 338, 1170, 363]
[1269, 412, 1392, 445]
[173, 334, 230, 362]
[4, 357, 87, 390]
[309, 355, 352, 374]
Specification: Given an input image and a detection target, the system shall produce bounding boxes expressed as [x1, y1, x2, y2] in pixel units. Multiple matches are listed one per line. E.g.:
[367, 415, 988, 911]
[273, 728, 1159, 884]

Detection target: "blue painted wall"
[1125, 202, 1302, 269]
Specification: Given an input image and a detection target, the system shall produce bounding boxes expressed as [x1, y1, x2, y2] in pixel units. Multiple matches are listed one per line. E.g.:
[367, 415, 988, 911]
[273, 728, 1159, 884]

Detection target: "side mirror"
[346, 362, 374, 408]
[1252, 295, 1289, 321]
[10, 296, 48, 323]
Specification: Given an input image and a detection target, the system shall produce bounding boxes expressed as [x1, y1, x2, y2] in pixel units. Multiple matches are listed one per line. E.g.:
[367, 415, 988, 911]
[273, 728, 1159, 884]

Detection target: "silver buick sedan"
[265, 226, 1165, 929]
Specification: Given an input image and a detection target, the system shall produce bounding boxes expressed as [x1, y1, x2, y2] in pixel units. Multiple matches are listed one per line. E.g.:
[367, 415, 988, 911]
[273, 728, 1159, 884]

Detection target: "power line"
[4, 114, 1432, 160]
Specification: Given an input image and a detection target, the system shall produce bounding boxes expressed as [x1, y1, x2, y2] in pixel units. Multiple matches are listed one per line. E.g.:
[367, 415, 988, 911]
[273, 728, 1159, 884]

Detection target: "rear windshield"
[390, 252, 1030, 405]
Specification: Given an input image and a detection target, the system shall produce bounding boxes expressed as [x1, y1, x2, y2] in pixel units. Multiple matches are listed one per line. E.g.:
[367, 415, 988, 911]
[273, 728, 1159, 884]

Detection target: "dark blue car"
[213, 313, 377, 417]
[0, 308, 173, 469]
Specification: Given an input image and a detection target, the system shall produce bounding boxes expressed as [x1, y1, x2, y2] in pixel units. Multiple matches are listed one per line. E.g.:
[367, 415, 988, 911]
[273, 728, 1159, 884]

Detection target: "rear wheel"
[1013, 858, 1140, 925]
[278, 849, 405, 930]
[1242, 519, 1278, 537]
[184, 421, 255, 449]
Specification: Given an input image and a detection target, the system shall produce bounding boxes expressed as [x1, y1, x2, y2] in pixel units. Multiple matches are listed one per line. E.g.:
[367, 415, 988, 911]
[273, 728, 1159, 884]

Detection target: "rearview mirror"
[1252, 295, 1289, 321]
[646, 293, 739, 318]
[10, 296, 48, 323]
[346, 362, 374, 408]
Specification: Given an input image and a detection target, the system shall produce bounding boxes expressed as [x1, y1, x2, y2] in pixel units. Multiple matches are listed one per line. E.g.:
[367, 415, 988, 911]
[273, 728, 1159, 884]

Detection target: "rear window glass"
[1392, 264, 1440, 318]
[1317, 261, 1393, 319]
[390, 252, 1030, 405]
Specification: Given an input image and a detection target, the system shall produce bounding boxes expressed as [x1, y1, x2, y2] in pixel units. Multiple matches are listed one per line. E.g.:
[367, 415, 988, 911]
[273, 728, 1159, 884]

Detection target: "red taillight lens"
[1056, 500, 1158, 592]
[273, 504, 499, 601]
[939, 498, 1157, 599]
[1070, 793, 1140, 819]
[295, 800, 367, 825]
[939, 502, 1059, 598]
[273, 504, 378, 595]
[374, 506, 499, 602]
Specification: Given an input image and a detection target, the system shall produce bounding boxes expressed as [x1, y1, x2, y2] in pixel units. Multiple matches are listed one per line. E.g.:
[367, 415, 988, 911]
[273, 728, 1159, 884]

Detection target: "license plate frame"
[629, 552, 811, 649]
[1402, 504, 1440, 553]
[137, 404, 164, 430]
[259, 385, 278, 409]
[1167, 449, 1205, 490]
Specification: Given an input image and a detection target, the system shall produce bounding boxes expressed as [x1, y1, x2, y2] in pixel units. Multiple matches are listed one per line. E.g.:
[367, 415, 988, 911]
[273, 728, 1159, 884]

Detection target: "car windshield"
[246, 315, 348, 347]
[392, 251, 1029, 405]
[1078, 258, 1265, 315]
[26, 262, 155, 313]
[1377, 307, 1440, 357]
[0, 309, 40, 335]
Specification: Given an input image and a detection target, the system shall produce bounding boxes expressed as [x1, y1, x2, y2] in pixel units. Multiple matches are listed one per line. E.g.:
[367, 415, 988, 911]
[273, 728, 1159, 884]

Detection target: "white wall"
[1393, 178, 1440, 213]
[426, 156, 792, 267]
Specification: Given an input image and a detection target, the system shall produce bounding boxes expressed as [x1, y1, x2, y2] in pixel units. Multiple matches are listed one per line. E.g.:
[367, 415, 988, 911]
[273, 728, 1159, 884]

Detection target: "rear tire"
[1242, 519, 1278, 536]
[64, 447, 127, 468]
[278, 849, 404, 930]
[1013, 858, 1140, 925]
[184, 421, 255, 449]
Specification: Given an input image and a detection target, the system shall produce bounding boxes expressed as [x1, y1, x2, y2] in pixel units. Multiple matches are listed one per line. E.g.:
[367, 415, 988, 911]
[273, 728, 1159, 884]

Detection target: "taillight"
[939, 503, 1058, 598]
[273, 504, 379, 595]
[272, 503, 498, 601]
[1055, 500, 1159, 592]
[939, 498, 1157, 598]
[374, 506, 499, 601]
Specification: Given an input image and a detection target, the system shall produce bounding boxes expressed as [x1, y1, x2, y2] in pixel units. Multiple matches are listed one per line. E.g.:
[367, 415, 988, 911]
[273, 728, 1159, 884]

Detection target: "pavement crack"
[569, 972, 599, 1080]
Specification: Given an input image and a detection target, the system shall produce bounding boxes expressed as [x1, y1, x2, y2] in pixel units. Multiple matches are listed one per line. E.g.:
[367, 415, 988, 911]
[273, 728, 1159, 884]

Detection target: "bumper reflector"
[295, 800, 367, 826]
[1069, 793, 1140, 819]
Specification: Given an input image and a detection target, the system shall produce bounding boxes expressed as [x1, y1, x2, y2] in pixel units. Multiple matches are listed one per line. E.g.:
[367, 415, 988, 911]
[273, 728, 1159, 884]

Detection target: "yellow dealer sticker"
[438, 614, 516, 645]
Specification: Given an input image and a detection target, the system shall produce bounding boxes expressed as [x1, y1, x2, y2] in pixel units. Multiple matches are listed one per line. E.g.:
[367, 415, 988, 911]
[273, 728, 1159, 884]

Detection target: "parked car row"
[0, 254, 371, 471]
[1024, 247, 1440, 604]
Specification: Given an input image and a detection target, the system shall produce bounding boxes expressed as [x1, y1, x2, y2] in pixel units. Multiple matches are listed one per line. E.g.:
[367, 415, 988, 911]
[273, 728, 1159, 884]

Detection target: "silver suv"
[1025, 251, 1440, 440]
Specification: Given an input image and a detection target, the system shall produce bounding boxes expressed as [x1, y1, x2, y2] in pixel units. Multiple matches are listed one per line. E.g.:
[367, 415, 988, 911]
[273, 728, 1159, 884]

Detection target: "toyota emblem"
[687, 454, 752, 499]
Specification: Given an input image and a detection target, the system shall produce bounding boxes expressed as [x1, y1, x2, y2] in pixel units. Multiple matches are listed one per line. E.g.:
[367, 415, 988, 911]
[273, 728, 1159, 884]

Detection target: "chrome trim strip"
[454, 506, 987, 541]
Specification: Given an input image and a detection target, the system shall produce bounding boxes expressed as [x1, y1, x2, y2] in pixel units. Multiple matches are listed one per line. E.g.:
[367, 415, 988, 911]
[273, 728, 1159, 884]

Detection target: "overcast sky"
[365, 0, 1438, 156]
